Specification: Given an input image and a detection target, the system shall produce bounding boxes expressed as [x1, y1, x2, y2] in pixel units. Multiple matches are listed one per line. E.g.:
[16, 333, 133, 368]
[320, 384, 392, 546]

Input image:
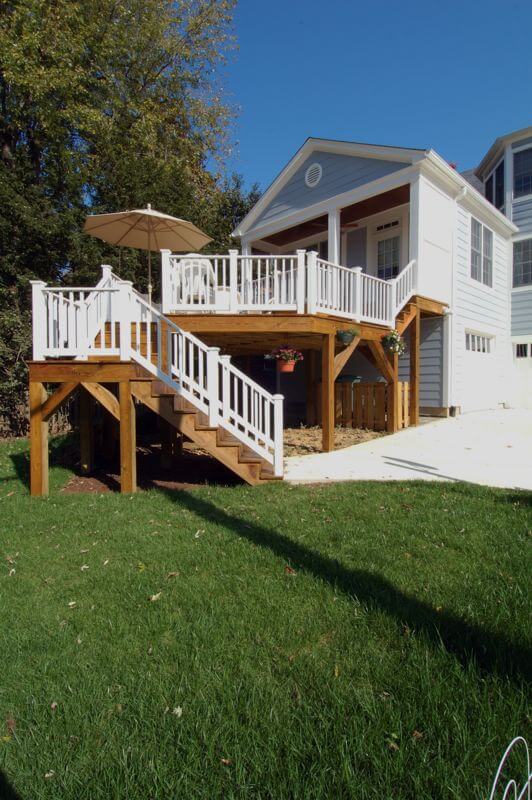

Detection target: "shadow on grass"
[162, 487, 532, 686]
[7, 434, 78, 489]
[0, 771, 23, 799]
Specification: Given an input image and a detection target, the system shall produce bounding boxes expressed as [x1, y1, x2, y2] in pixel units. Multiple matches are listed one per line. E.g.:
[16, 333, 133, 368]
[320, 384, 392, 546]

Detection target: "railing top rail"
[43, 286, 120, 293]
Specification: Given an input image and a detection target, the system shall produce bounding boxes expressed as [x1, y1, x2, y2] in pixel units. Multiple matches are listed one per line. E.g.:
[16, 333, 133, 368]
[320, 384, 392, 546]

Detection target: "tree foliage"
[0, 0, 259, 433]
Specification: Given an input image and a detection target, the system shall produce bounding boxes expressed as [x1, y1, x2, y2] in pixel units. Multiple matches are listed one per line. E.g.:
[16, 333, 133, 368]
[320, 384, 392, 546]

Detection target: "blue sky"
[223, 0, 532, 190]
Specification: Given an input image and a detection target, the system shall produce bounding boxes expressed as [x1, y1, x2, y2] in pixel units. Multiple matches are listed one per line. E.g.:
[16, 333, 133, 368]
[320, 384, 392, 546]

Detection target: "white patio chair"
[176, 255, 216, 306]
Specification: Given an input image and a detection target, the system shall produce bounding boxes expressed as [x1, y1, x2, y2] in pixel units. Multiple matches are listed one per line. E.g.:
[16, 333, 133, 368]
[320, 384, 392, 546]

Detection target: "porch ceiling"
[340, 184, 410, 226]
[255, 185, 410, 250]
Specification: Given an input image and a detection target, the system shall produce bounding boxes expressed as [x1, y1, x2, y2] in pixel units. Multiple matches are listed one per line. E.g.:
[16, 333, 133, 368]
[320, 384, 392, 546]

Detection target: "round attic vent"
[305, 162, 322, 188]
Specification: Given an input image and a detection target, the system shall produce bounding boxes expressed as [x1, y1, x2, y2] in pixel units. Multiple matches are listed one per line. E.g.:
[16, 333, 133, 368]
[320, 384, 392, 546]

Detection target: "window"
[484, 159, 505, 210]
[514, 147, 532, 198]
[470, 217, 493, 287]
[515, 343, 529, 358]
[485, 174, 493, 204]
[377, 235, 400, 280]
[513, 239, 532, 287]
[465, 332, 493, 353]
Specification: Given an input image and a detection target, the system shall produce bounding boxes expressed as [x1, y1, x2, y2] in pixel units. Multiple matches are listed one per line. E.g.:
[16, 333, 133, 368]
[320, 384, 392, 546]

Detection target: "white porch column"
[327, 208, 340, 264]
[408, 173, 422, 265]
[241, 238, 251, 257]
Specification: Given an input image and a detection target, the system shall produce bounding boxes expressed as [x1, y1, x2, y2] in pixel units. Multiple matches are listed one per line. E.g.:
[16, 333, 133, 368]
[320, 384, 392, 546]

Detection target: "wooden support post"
[321, 333, 335, 452]
[119, 381, 137, 493]
[160, 417, 174, 470]
[306, 350, 317, 425]
[409, 307, 420, 426]
[29, 381, 49, 496]
[79, 389, 95, 475]
[386, 353, 399, 433]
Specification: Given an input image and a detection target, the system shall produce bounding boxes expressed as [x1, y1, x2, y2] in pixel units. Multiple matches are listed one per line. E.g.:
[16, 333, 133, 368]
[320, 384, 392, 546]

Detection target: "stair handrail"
[124, 281, 284, 475]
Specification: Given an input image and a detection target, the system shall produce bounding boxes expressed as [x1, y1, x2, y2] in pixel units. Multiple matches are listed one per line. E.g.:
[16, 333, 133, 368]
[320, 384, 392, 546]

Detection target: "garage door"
[462, 332, 498, 411]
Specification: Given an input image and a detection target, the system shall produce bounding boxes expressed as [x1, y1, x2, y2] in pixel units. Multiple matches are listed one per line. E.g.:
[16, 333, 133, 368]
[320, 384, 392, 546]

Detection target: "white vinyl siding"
[454, 204, 512, 411]
[470, 217, 493, 287]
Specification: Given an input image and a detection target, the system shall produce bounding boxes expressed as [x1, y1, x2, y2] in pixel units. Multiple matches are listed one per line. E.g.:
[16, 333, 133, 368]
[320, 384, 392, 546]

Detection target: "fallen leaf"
[221, 758, 232, 765]
[80, 565, 89, 572]
[171, 707, 182, 717]
[67, 601, 76, 609]
[6, 491, 14, 497]
[137, 562, 146, 572]
[8, 568, 15, 576]
[103, 559, 109, 566]
[412, 730, 423, 740]
[334, 664, 340, 678]
[284, 565, 296, 575]
[149, 592, 162, 602]
[194, 529, 204, 539]
[80, 549, 89, 554]
[1, 735, 11, 743]
[166, 571, 179, 579]
[50, 702, 58, 712]
[76, 636, 82, 645]
[44, 771, 55, 779]
[6, 717, 15, 734]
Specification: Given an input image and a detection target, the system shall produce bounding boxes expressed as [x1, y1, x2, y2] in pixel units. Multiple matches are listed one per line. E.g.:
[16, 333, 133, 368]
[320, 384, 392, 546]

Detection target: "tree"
[0, 0, 260, 433]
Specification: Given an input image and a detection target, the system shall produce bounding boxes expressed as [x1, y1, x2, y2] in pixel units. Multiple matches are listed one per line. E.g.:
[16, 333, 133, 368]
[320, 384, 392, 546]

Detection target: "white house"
[231, 137, 518, 416]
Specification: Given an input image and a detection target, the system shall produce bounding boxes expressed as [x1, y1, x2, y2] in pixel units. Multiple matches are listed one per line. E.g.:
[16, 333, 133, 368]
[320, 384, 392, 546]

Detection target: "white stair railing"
[392, 259, 417, 318]
[31, 271, 284, 476]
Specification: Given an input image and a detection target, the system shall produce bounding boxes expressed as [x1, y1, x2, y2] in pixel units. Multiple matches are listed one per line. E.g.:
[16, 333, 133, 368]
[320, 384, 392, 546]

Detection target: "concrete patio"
[285, 409, 532, 490]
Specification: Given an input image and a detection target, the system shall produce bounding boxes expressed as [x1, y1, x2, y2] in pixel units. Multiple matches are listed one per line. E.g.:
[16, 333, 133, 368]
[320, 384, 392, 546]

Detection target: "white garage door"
[462, 332, 498, 412]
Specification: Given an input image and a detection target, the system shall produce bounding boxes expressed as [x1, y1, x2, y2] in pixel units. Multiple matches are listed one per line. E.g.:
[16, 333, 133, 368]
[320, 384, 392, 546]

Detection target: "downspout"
[446, 185, 467, 413]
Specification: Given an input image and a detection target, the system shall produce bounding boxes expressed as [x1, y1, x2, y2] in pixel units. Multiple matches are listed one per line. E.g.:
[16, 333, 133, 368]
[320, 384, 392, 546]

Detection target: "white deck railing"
[161, 250, 417, 327]
[30, 270, 284, 476]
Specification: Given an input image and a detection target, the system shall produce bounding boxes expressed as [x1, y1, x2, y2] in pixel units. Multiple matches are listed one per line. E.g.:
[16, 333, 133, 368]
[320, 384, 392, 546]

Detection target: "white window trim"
[469, 216, 495, 292]
[465, 329, 495, 354]
[512, 143, 532, 204]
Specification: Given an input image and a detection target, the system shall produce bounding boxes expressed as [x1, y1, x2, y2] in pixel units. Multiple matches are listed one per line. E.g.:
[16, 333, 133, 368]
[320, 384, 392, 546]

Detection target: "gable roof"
[233, 136, 518, 240]
[475, 125, 532, 178]
[233, 137, 427, 237]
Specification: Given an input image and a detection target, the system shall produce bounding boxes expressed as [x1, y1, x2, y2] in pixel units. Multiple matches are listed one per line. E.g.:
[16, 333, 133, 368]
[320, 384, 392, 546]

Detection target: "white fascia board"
[232, 138, 424, 238]
[239, 163, 420, 244]
[422, 151, 518, 238]
[476, 126, 532, 178]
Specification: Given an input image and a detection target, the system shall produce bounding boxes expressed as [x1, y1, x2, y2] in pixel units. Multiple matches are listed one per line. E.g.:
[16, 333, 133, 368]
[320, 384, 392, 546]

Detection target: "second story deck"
[160, 250, 419, 328]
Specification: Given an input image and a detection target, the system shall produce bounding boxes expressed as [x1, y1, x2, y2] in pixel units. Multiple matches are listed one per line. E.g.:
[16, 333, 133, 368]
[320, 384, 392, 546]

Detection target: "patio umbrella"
[83, 204, 212, 303]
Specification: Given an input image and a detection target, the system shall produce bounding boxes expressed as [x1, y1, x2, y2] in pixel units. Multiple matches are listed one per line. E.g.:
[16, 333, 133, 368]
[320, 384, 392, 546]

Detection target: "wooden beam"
[409, 306, 420, 426]
[306, 350, 317, 425]
[79, 389, 94, 475]
[321, 333, 335, 452]
[41, 381, 79, 422]
[334, 335, 361, 380]
[367, 340, 395, 383]
[119, 381, 137, 493]
[29, 381, 49, 497]
[81, 381, 120, 421]
[28, 361, 144, 383]
[415, 296, 447, 316]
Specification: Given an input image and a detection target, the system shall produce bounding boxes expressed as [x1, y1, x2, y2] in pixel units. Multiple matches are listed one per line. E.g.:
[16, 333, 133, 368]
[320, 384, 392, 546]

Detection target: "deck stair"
[130, 376, 278, 485]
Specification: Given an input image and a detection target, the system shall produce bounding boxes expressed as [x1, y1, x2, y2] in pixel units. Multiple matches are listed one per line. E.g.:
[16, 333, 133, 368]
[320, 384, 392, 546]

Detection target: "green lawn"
[0, 437, 530, 799]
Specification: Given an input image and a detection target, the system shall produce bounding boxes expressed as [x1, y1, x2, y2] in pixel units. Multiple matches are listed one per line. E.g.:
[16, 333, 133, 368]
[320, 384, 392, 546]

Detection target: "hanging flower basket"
[266, 346, 304, 374]
[382, 329, 406, 355]
[336, 326, 360, 346]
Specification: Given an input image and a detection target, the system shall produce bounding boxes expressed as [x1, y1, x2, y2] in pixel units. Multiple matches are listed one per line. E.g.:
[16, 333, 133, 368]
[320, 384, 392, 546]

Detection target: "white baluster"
[30, 281, 47, 360]
[307, 251, 317, 314]
[229, 249, 238, 312]
[220, 354, 231, 422]
[272, 393, 284, 477]
[79, 292, 89, 360]
[160, 249, 171, 314]
[119, 281, 132, 361]
[295, 250, 306, 314]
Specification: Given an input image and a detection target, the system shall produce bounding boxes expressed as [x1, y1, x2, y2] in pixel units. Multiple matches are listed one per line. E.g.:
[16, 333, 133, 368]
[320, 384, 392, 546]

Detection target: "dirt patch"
[283, 426, 384, 457]
[59, 427, 385, 494]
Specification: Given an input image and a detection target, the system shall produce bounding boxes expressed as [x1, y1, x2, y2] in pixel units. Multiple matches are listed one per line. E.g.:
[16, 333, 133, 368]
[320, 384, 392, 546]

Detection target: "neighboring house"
[232, 137, 517, 415]
[470, 126, 532, 408]
[28, 134, 523, 495]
